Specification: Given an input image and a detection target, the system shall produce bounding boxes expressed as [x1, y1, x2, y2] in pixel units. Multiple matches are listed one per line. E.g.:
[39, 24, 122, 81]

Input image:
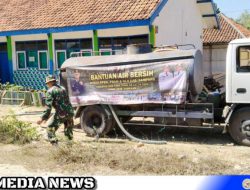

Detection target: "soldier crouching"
[37, 75, 74, 145]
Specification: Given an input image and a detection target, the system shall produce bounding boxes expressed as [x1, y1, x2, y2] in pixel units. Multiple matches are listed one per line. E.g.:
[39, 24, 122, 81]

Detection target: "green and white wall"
[11, 34, 49, 89]
[3, 26, 152, 89]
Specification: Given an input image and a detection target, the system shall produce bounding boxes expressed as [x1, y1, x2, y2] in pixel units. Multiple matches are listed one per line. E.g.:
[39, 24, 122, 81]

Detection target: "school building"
[0, 0, 219, 89]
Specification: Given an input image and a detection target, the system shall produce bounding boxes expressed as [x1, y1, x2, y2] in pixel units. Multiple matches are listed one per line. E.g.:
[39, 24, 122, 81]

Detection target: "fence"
[0, 90, 46, 106]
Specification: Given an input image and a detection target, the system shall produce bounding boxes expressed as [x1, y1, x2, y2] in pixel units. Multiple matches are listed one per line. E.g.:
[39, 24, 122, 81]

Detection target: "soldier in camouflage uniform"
[37, 75, 74, 144]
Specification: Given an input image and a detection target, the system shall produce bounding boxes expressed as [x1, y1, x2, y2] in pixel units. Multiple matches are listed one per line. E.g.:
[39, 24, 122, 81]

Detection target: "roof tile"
[203, 14, 250, 45]
[0, 0, 161, 32]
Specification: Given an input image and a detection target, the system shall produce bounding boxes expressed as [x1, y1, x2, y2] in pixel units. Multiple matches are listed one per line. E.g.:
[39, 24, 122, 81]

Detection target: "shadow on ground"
[75, 121, 233, 145]
[114, 125, 231, 145]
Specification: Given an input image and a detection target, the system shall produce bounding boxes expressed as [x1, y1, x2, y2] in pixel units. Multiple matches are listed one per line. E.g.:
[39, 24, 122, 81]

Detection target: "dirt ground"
[0, 105, 249, 176]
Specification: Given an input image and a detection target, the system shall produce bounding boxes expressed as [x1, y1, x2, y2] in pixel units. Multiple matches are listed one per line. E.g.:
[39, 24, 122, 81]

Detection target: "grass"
[53, 142, 230, 175]
[0, 115, 40, 144]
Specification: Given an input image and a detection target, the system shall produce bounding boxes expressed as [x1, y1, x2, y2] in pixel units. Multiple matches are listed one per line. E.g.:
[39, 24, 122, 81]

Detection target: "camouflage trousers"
[47, 114, 74, 143]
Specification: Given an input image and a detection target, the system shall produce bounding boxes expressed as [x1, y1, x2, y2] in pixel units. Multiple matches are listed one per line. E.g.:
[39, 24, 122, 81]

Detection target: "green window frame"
[99, 49, 112, 56]
[80, 49, 93, 57]
[16, 51, 26, 70]
[38, 50, 48, 70]
[56, 50, 67, 69]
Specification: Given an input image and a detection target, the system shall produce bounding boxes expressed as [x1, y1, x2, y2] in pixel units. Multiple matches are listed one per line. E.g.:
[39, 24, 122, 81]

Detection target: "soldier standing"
[37, 75, 74, 145]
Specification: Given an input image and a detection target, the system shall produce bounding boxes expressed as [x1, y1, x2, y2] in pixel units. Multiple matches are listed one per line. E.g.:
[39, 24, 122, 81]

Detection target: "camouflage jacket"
[41, 84, 74, 121]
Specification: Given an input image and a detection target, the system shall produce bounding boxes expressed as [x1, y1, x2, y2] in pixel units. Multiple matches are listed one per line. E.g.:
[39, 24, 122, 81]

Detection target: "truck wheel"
[229, 108, 250, 146]
[80, 105, 114, 137]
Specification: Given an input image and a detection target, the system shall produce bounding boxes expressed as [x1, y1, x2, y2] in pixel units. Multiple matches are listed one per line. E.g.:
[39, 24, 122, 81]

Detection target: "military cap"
[45, 75, 57, 84]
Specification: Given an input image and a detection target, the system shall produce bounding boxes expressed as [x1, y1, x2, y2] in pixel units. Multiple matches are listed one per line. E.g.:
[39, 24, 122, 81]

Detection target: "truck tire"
[229, 108, 250, 146]
[80, 105, 114, 137]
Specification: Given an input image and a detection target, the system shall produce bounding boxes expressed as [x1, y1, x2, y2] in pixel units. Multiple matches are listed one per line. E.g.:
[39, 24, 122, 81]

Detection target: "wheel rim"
[86, 113, 102, 129]
[241, 120, 250, 137]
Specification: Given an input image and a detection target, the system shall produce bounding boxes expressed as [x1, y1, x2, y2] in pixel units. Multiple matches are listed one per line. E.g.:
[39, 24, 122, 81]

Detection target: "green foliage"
[236, 10, 250, 30]
[0, 83, 24, 91]
[0, 115, 40, 144]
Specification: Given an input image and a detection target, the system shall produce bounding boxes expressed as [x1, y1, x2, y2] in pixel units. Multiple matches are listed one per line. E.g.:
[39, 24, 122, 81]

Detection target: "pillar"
[6, 36, 13, 83]
[93, 30, 99, 56]
[149, 25, 156, 48]
[48, 33, 54, 74]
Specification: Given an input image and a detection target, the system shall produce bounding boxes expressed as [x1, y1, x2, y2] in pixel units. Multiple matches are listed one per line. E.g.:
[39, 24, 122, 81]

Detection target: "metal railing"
[70, 50, 125, 58]
[0, 90, 45, 106]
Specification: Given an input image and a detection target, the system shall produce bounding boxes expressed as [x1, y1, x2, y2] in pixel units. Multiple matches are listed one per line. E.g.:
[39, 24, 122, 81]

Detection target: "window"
[98, 35, 149, 55]
[16, 42, 25, 51]
[25, 41, 37, 50]
[55, 39, 93, 59]
[0, 43, 7, 52]
[80, 49, 93, 56]
[37, 41, 48, 50]
[55, 40, 66, 50]
[38, 51, 48, 70]
[113, 37, 128, 49]
[56, 50, 66, 69]
[80, 39, 92, 49]
[99, 49, 112, 56]
[16, 51, 26, 70]
[67, 40, 80, 49]
[15, 40, 48, 70]
[99, 38, 112, 49]
[129, 35, 149, 44]
[237, 46, 250, 72]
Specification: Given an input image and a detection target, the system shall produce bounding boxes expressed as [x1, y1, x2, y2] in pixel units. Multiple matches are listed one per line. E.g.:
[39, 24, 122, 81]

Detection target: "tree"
[236, 10, 250, 29]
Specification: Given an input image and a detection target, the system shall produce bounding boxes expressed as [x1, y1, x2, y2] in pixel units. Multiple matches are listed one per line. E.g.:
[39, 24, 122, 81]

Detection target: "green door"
[27, 51, 38, 67]
[57, 51, 66, 68]
[17, 52, 26, 69]
[39, 51, 48, 69]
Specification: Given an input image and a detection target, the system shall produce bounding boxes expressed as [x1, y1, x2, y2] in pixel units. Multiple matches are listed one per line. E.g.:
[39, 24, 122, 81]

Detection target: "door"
[0, 52, 9, 83]
[56, 50, 66, 69]
[231, 45, 250, 103]
[27, 51, 38, 68]
[38, 51, 48, 70]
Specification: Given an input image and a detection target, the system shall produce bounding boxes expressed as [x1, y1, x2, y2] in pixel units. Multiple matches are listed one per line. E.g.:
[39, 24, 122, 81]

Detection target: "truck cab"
[225, 38, 250, 146]
[226, 38, 250, 103]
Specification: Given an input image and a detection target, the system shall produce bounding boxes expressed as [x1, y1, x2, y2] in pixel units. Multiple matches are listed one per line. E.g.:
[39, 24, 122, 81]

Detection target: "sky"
[213, 0, 250, 19]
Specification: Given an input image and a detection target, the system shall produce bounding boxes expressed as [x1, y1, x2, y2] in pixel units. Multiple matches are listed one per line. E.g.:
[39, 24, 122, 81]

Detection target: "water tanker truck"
[60, 39, 250, 146]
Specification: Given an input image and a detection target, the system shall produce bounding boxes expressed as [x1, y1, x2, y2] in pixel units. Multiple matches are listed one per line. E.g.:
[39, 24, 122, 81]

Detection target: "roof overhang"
[0, 20, 150, 37]
[197, 0, 220, 29]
